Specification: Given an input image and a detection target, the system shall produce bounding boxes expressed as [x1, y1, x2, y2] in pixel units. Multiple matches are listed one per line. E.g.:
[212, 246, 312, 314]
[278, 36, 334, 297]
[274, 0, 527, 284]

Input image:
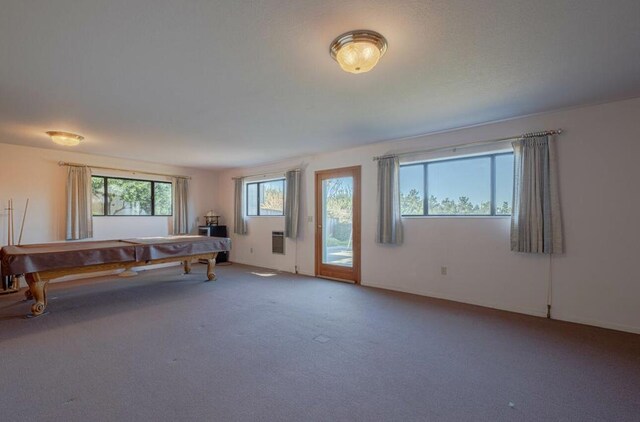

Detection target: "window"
[153, 182, 173, 216]
[400, 152, 514, 216]
[91, 176, 173, 216]
[246, 179, 285, 216]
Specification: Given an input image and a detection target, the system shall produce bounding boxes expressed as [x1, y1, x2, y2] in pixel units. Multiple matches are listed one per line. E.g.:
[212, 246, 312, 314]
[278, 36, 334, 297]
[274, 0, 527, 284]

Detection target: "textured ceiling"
[1, 0, 639, 169]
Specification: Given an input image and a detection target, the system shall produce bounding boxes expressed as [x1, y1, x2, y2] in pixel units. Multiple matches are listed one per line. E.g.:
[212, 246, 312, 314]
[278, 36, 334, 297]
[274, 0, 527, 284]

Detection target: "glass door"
[315, 166, 361, 283]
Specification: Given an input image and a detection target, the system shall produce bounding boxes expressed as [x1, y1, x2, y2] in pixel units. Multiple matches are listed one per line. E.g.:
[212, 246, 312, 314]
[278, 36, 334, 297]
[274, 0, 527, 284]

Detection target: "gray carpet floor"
[1, 263, 639, 422]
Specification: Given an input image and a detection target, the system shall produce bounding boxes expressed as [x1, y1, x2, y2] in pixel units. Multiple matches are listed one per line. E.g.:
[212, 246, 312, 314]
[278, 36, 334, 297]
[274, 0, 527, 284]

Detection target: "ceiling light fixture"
[46, 131, 84, 146]
[330, 30, 388, 74]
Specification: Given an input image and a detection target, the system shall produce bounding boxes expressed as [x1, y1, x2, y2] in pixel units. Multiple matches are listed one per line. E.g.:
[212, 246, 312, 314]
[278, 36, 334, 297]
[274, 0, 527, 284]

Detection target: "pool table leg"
[25, 273, 49, 316]
[206, 255, 217, 281]
[183, 259, 192, 274]
[10, 274, 22, 290]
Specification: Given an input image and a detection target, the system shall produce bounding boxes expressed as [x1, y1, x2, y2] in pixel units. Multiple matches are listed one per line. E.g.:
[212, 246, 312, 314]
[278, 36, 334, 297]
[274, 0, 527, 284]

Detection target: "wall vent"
[272, 231, 285, 254]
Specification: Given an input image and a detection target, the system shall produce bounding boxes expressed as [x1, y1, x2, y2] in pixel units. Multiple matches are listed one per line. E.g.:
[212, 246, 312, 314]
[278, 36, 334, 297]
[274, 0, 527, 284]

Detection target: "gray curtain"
[284, 169, 301, 239]
[173, 177, 189, 235]
[233, 177, 247, 235]
[66, 165, 93, 240]
[511, 136, 563, 253]
[376, 156, 403, 244]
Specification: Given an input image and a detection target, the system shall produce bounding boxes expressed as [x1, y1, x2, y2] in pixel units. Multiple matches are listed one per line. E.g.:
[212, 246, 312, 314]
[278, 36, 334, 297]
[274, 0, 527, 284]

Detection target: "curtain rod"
[232, 168, 301, 181]
[372, 129, 562, 161]
[58, 161, 191, 179]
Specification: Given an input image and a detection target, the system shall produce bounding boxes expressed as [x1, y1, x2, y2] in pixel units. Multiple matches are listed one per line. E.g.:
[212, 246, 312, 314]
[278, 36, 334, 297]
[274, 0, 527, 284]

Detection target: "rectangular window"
[153, 182, 172, 216]
[246, 179, 285, 216]
[494, 154, 514, 215]
[247, 183, 258, 216]
[91, 177, 106, 216]
[400, 152, 513, 216]
[91, 176, 173, 216]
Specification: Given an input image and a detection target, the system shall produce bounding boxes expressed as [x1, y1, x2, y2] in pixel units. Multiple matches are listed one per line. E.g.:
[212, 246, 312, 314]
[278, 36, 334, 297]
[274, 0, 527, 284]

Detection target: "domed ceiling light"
[46, 131, 84, 146]
[329, 30, 388, 74]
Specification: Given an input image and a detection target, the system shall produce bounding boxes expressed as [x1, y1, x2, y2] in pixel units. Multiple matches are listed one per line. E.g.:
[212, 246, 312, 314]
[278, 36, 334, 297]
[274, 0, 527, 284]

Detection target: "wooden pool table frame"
[23, 252, 218, 316]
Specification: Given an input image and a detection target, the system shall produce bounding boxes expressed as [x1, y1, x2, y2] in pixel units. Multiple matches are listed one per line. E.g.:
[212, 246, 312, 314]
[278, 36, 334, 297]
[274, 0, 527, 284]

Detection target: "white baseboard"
[548, 311, 640, 335]
[363, 281, 640, 334]
[228, 259, 296, 274]
[362, 281, 548, 318]
[224, 262, 640, 335]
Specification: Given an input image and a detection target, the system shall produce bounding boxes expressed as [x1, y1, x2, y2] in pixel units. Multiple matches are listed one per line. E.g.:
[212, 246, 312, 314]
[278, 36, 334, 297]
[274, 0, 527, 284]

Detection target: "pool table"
[0, 235, 231, 316]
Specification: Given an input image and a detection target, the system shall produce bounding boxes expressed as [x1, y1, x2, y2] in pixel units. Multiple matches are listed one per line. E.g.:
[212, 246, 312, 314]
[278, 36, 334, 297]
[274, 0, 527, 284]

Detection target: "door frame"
[314, 165, 361, 284]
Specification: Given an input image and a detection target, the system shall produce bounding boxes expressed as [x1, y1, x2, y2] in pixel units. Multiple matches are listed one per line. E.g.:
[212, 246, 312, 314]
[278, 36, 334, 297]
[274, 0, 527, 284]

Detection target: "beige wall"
[0, 143, 217, 244]
[216, 97, 640, 334]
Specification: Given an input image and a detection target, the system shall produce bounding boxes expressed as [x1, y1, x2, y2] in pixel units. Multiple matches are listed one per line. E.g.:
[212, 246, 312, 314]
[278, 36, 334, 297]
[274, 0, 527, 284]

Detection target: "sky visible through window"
[429, 157, 491, 207]
[494, 154, 514, 212]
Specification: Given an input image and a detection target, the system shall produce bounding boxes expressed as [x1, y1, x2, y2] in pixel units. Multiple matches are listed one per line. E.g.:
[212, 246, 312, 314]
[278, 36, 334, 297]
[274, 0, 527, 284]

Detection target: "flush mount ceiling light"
[330, 30, 388, 74]
[46, 131, 84, 146]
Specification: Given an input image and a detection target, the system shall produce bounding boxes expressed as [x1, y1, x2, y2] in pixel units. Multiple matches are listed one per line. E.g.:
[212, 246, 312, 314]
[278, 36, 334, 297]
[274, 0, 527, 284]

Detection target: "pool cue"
[18, 198, 29, 245]
[3, 200, 9, 290]
[2, 202, 6, 290]
[11, 198, 30, 291]
[9, 199, 17, 289]
[1, 199, 20, 294]
[10, 198, 15, 245]
[6, 199, 12, 245]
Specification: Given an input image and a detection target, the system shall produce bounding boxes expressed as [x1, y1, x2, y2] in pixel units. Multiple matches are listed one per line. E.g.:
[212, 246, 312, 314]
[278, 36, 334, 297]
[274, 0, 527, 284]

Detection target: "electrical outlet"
[250, 247, 254, 253]
[307, 216, 313, 223]
[441, 266, 447, 276]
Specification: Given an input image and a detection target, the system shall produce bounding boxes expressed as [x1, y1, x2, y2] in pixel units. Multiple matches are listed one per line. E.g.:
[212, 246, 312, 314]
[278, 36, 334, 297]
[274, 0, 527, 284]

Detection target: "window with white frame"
[400, 152, 514, 216]
[246, 179, 285, 216]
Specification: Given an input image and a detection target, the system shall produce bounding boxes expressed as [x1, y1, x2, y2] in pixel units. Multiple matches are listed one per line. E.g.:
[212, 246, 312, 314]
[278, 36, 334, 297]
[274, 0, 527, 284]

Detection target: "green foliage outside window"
[260, 187, 284, 215]
[154, 183, 172, 216]
[247, 180, 284, 216]
[108, 178, 152, 215]
[400, 189, 513, 216]
[324, 178, 353, 247]
[399, 188, 423, 215]
[91, 177, 106, 216]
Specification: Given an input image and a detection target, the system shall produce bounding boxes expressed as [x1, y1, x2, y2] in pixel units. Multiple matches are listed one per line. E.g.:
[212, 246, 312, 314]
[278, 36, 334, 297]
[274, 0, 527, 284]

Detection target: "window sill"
[402, 215, 511, 219]
[93, 215, 173, 218]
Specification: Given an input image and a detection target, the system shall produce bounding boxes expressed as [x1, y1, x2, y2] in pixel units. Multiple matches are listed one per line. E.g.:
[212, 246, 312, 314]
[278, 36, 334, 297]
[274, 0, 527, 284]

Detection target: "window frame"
[245, 178, 285, 217]
[91, 175, 173, 217]
[400, 152, 513, 217]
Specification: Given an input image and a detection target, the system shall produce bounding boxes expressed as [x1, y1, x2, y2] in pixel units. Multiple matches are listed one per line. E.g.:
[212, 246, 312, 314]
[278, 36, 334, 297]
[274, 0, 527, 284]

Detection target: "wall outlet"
[441, 266, 448, 276]
[250, 247, 254, 253]
[307, 216, 313, 223]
